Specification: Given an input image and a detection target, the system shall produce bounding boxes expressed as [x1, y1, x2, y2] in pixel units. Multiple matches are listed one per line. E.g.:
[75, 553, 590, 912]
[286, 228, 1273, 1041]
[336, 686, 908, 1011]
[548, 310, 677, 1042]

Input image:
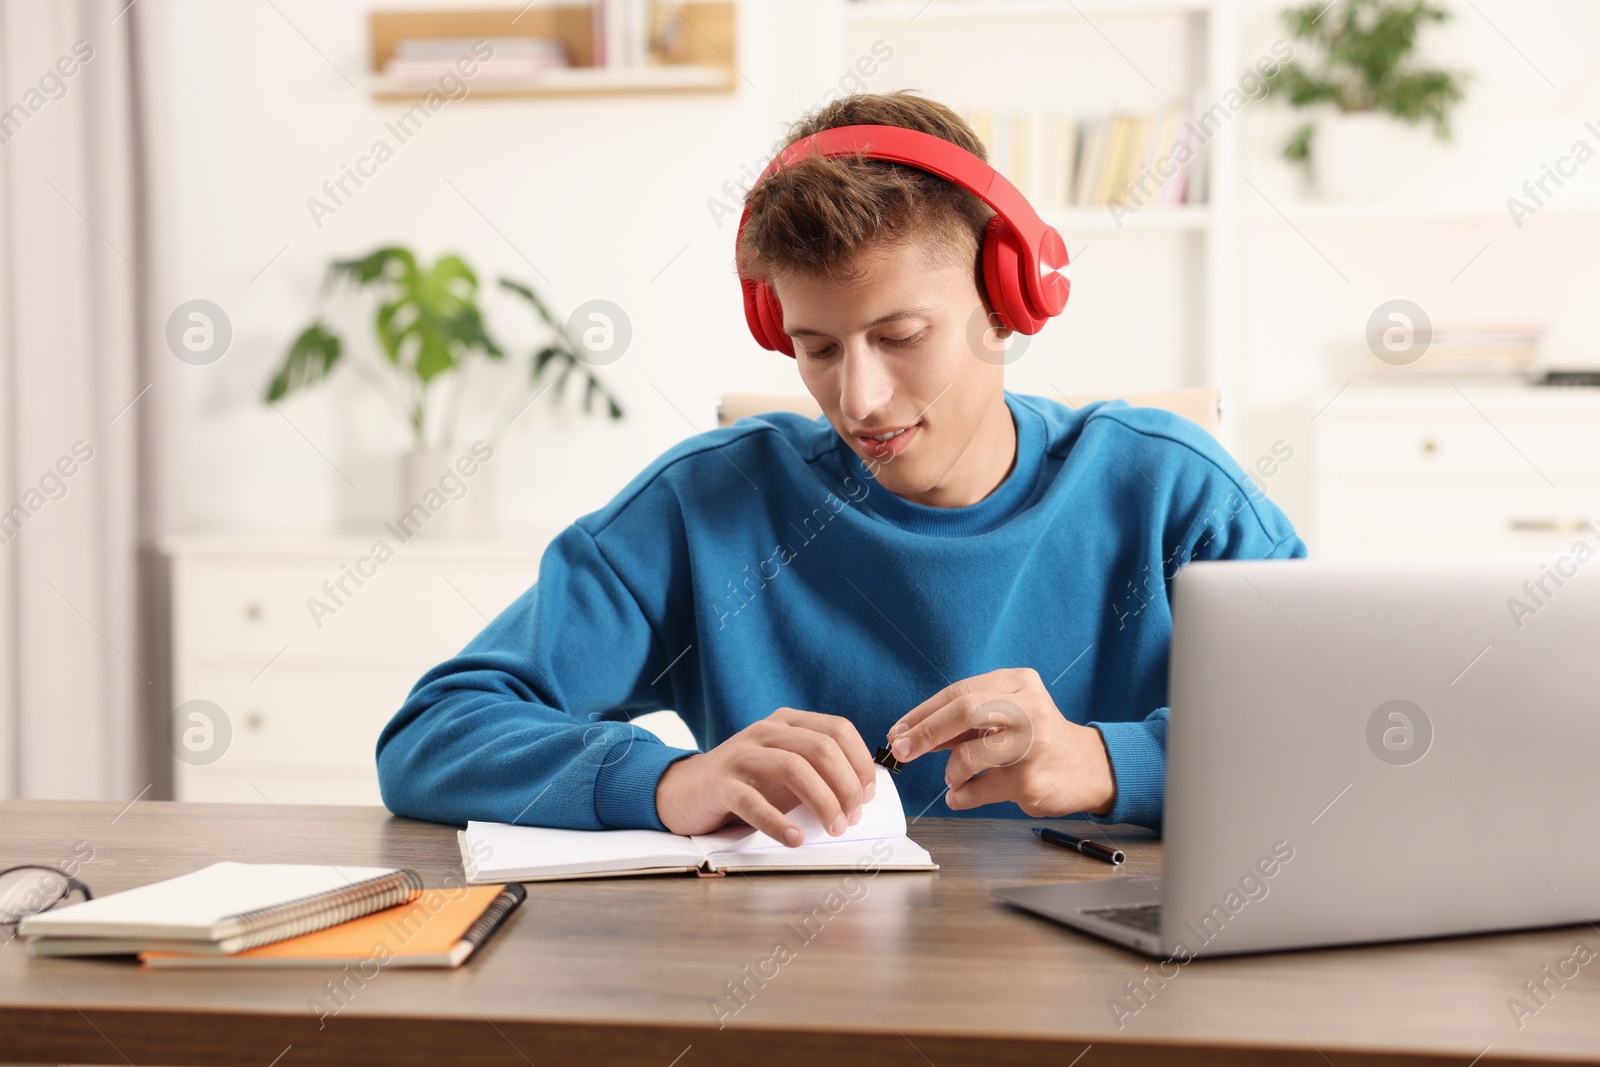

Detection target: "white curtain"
[0, 0, 165, 800]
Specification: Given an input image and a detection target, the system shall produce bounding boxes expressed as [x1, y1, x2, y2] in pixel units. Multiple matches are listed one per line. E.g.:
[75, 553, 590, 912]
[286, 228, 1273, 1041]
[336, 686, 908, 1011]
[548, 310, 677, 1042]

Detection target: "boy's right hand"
[653, 707, 878, 847]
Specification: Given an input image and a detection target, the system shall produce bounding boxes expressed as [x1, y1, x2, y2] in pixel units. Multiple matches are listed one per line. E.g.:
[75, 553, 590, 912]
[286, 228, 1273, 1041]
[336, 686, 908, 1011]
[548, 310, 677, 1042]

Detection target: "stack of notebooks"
[379, 37, 571, 86]
[18, 862, 524, 969]
[1356, 321, 1548, 382]
[19, 770, 931, 969]
[460, 765, 937, 883]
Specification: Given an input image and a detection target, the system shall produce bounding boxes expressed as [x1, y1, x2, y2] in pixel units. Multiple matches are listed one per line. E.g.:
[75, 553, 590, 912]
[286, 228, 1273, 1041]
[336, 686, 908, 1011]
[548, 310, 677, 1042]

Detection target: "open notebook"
[460, 765, 936, 882]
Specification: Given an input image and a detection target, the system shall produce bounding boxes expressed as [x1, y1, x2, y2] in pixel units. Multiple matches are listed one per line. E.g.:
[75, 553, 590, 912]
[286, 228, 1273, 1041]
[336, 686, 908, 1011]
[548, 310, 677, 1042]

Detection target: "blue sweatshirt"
[376, 391, 1306, 834]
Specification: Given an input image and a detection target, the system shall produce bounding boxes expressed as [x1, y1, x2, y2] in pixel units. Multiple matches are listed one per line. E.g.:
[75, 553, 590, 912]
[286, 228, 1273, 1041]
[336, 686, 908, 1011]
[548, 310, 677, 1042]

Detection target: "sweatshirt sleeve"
[1088, 532, 1305, 830]
[375, 522, 699, 830]
[1083, 414, 1309, 832]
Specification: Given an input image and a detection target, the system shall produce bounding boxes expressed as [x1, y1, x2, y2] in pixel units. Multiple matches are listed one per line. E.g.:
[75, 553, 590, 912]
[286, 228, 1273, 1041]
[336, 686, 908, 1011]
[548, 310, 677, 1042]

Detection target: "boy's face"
[774, 235, 1012, 508]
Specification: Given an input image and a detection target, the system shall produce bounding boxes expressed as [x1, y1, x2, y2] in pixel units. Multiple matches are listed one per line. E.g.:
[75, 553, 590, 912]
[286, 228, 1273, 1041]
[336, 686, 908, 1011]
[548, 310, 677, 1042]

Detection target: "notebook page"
[463, 821, 705, 881]
[691, 765, 907, 856]
[717, 834, 935, 871]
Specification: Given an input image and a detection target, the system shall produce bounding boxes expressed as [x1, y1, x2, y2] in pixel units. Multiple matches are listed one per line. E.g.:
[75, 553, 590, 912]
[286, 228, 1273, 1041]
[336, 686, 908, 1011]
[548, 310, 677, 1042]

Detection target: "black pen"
[1032, 826, 1124, 865]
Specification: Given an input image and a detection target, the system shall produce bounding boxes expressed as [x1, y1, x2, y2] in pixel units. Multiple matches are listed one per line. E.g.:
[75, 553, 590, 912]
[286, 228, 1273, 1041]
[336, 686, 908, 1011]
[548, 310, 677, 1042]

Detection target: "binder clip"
[874, 744, 904, 774]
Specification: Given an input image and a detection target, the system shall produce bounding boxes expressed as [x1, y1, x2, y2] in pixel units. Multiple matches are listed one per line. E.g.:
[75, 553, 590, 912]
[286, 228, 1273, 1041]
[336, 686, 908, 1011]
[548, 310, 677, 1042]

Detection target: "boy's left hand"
[887, 667, 1116, 818]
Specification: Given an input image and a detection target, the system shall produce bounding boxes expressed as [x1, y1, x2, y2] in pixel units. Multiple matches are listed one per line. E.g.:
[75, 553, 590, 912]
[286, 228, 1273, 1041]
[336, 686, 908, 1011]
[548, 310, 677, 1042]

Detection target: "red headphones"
[736, 124, 1071, 358]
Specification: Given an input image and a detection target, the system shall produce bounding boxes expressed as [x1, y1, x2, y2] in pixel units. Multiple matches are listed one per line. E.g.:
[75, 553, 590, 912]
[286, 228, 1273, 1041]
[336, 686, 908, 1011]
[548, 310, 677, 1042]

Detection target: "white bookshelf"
[1241, 200, 1600, 226]
[1046, 206, 1212, 232]
[829, 0, 1245, 452]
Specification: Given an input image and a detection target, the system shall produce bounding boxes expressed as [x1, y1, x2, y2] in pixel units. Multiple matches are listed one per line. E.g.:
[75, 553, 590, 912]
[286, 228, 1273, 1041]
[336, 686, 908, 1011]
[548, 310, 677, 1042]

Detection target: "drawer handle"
[1419, 437, 1439, 455]
[1508, 518, 1592, 534]
[245, 711, 265, 731]
[243, 602, 264, 621]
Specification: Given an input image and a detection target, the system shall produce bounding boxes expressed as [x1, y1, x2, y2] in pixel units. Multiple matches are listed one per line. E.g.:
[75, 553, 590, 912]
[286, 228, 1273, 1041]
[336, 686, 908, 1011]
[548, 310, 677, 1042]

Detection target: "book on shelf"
[958, 98, 1213, 216]
[378, 37, 570, 87]
[1071, 115, 1106, 207]
[596, 0, 686, 70]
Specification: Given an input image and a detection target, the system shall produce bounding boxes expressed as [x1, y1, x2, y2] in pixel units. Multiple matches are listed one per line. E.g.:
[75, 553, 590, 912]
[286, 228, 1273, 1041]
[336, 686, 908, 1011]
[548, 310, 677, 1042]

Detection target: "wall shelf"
[369, 64, 733, 101]
[843, 0, 1216, 24]
[367, 4, 737, 100]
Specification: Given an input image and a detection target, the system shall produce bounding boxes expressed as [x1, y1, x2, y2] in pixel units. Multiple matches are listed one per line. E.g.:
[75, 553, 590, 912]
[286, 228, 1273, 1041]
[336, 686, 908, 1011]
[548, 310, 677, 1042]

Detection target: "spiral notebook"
[20, 862, 423, 957]
[139, 884, 525, 969]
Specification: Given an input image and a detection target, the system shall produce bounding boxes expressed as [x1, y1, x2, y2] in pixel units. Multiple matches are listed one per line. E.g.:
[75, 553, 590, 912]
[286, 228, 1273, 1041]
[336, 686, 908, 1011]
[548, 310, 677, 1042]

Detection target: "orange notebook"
[139, 884, 524, 969]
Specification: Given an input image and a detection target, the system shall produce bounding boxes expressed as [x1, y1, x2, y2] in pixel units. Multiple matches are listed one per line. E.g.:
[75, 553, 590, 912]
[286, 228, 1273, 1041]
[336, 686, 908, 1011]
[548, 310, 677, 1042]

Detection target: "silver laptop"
[995, 555, 1600, 957]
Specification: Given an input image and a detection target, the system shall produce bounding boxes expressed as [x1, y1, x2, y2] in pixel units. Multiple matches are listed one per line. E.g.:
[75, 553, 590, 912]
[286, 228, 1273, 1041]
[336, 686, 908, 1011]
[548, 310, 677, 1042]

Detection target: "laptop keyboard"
[1081, 902, 1162, 934]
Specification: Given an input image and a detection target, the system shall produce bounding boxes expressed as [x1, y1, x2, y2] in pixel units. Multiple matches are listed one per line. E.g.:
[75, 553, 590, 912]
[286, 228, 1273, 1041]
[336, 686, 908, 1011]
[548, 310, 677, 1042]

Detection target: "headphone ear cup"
[979, 215, 1046, 336]
[755, 280, 793, 357]
[741, 278, 794, 357]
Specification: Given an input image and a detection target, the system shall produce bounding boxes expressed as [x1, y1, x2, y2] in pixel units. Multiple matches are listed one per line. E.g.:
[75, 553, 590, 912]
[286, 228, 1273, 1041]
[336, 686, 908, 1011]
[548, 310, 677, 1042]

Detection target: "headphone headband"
[735, 123, 1069, 357]
[735, 125, 1069, 326]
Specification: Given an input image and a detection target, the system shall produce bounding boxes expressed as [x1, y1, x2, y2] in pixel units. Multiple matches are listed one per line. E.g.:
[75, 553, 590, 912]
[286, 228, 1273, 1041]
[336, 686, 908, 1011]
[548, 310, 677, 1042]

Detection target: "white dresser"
[1312, 384, 1600, 559]
[165, 532, 554, 805]
[165, 533, 697, 804]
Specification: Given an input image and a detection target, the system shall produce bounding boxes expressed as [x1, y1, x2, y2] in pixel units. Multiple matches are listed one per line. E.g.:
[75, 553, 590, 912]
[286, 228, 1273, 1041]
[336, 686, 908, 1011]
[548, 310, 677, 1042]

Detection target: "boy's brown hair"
[735, 90, 995, 292]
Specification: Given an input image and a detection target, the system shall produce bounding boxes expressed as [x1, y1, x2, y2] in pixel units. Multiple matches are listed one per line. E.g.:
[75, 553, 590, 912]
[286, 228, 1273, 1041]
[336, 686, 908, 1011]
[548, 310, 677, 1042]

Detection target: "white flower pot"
[1313, 112, 1390, 200]
[394, 446, 500, 539]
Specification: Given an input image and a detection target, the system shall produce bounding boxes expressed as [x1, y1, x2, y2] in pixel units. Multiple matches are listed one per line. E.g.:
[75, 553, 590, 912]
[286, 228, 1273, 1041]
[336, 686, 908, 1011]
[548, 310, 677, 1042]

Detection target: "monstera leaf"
[266, 246, 512, 446]
[501, 279, 625, 421]
[265, 245, 622, 447]
[332, 248, 502, 386]
[267, 322, 341, 402]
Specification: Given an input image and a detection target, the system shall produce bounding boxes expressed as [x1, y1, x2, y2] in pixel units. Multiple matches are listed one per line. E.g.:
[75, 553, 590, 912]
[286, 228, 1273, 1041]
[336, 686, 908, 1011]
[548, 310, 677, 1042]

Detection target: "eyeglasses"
[0, 865, 93, 927]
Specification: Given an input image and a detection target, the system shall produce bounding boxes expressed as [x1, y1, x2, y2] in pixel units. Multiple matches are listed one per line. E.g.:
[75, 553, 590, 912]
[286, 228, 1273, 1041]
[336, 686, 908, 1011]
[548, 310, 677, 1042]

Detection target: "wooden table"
[3, 800, 1598, 1066]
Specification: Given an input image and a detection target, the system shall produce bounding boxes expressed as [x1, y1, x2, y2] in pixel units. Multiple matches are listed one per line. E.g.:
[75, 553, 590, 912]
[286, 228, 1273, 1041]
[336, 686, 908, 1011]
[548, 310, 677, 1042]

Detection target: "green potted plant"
[268, 246, 625, 534]
[1263, 0, 1469, 198]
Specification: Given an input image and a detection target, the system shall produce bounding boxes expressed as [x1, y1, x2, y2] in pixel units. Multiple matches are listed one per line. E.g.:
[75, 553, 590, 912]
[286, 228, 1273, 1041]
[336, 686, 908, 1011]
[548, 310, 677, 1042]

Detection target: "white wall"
[147, 0, 848, 538]
[1235, 0, 1600, 533]
[146, 0, 1600, 545]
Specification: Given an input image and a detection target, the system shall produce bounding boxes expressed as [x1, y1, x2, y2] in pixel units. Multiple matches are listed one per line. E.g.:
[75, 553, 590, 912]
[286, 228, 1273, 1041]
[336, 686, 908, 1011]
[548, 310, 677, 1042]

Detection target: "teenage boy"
[377, 90, 1306, 845]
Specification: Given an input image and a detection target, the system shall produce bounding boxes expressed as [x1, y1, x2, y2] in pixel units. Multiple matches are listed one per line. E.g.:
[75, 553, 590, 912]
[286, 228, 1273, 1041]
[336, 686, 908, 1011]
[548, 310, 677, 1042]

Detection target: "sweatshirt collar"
[838, 391, 1043, 537]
